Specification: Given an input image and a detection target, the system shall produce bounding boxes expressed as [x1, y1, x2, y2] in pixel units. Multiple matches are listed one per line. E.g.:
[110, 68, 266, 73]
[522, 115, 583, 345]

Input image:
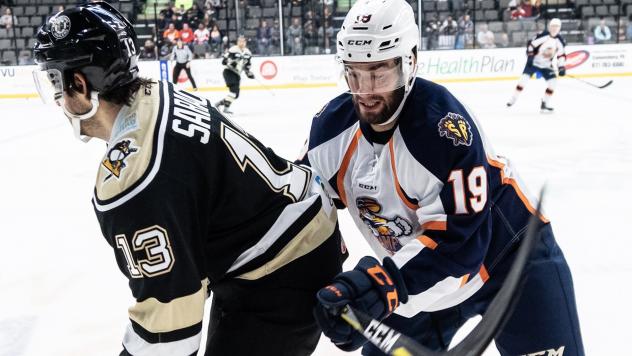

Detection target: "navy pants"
[363, 225, 584, 356]
[523, 63, 557, 80]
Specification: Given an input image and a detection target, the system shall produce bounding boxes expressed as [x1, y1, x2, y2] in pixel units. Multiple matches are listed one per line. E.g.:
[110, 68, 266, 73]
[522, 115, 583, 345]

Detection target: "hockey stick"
[567, 75, 613, 89]
[340, 188, 547, 356]
[253, 76, 276, 96]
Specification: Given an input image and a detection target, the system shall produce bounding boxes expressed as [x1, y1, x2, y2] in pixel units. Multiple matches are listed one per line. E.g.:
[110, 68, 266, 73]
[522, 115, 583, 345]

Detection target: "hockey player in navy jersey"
[301, 0, 584, 355]
[507, 18, 567, 112]
[33, 3, 345, 355]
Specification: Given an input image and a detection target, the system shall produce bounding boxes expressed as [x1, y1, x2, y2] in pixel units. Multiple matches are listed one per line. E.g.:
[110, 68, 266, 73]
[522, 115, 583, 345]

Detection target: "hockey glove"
[245, 71, 255, 79]
[526, 55, 534, 67]
[558, 66, 566, 76]
[221, 57, 227, 66]
[313, 256, 408, 351]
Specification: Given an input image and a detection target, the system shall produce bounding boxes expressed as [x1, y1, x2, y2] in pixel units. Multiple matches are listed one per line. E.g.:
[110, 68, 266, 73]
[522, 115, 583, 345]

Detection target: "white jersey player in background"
[507, 18, 566, 112]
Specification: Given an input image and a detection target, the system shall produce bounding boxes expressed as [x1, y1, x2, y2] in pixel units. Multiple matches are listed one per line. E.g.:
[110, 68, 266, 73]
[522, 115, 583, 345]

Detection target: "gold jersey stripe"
[128, 278, 209, 333]
[237, 207, 337, 280]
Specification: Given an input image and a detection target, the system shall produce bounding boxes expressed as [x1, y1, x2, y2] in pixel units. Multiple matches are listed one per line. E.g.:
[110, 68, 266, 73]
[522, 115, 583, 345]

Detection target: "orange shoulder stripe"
[388, 139, 418, 210]
[487, 157, 549, 224]
[336, 129, 362, 207]
[417, 235, 438, 250]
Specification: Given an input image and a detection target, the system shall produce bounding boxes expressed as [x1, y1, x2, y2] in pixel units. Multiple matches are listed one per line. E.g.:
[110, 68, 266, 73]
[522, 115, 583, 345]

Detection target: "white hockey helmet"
[337, 0, 419, 93]
[337, 0, 419, 126]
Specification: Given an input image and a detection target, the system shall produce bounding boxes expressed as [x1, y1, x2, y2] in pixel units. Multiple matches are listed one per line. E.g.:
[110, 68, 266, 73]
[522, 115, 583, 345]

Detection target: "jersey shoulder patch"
[94, 81, 167, 210]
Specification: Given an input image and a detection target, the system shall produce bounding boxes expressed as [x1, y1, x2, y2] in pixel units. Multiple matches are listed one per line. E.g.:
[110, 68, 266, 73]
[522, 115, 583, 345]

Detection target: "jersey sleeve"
[392, 86, 492, 315]
[95, 180, 207, 356]
[556, 36, 567, 67]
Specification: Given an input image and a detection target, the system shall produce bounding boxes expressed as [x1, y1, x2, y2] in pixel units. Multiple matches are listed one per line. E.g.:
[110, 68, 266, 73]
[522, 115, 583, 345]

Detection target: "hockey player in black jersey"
[215, 35, 255, 115]
[507, 18, 567, 112]
[33, 3, 345, 355]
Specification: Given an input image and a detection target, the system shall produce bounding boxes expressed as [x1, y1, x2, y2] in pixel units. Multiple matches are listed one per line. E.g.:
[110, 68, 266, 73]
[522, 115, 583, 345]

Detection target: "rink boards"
[0, 43, 631, 99]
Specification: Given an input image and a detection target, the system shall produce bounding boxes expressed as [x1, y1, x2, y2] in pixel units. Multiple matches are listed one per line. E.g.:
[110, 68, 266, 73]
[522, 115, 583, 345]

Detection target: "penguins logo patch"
[356, 197, 412, 254]
[101, 139, 138, 182]
[50, 15, 71, 40]
[438, 112, 473, 147]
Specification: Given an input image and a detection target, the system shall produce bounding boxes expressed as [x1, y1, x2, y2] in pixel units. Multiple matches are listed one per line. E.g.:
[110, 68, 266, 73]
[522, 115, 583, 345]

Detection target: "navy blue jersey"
[301, 78, 547, 317]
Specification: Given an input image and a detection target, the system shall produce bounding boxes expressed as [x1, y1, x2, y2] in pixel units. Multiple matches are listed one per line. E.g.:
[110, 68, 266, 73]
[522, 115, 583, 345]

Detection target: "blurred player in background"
[507, 18, 566, 112]
[215, 35, 255, 115]
[33, 3, 345, 355]
[299, 1, 584, 355]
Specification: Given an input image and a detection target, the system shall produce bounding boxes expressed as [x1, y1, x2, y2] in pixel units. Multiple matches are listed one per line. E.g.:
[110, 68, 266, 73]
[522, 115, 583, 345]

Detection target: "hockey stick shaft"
[340, 188, 547, 356]
[253, 76, 276, 96]
[567, 75, 613, 89]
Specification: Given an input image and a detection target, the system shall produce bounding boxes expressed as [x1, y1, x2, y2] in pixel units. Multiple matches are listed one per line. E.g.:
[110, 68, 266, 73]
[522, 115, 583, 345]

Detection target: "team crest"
[50, 15, 71, 40]
[438, 112, 473, 147]
[355, 14, 372, 24]
[356, 197, 412, 253]
[101, 139, 138, 182]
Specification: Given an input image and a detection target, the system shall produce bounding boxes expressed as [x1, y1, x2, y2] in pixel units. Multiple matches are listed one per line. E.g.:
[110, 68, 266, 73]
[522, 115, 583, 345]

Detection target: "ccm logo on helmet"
[347, 40, 372, 46]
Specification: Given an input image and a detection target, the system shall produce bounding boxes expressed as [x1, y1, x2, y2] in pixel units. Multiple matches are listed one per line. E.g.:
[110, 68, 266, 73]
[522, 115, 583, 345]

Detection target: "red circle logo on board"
[260, 60, 278, 80]
[565, 50, 590, 70]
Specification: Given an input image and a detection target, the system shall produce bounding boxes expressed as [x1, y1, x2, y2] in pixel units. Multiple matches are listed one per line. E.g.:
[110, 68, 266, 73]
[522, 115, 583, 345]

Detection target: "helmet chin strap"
[63, 90, 100, 142]
[376, 56, 418, 127]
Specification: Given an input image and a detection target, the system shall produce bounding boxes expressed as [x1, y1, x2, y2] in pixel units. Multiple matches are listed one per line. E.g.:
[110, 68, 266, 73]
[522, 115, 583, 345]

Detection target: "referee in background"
[170, 38, 198, 90]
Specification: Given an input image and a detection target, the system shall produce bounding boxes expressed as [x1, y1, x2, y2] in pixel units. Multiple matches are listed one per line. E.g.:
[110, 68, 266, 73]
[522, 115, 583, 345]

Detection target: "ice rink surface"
[1, 75, 631, 356]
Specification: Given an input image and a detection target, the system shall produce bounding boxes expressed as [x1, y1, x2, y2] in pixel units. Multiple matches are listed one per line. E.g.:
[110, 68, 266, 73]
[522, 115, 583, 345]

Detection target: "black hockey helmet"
[33, 1, 139, 94]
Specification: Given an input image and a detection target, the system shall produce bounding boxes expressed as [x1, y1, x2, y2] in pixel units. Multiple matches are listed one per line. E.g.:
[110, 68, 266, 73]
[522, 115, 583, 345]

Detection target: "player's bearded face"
[344, 58, 406, 125]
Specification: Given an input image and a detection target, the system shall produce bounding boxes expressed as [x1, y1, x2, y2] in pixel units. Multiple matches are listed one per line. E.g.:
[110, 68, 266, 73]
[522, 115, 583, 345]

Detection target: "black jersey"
[92, 81, 336, 355]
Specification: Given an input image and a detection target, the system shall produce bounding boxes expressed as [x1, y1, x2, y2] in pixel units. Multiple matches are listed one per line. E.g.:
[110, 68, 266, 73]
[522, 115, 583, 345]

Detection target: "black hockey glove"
[558, 66, 566, 76]
[221, 57, 227, 66]
[245, 71, 255, 79]
[313, 256, 408, 351]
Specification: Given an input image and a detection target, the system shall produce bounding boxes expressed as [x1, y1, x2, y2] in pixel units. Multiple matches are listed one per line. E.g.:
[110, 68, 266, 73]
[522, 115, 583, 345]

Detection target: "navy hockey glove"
[313, 256, 408, 351]
[558, 66, 566, 76]
[526, 55, 534, 67]
[221, 57, 227, 66]
[245, 71, 255, 79]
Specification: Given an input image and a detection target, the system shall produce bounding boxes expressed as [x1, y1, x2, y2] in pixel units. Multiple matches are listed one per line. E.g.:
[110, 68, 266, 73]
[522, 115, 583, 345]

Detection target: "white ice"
[1, 75, 631, 356]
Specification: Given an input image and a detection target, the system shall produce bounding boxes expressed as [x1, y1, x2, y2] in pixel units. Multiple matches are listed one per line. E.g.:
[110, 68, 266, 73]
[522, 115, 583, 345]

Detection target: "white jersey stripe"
[122, 323, 201, 356]
[93, 83, 171, 212]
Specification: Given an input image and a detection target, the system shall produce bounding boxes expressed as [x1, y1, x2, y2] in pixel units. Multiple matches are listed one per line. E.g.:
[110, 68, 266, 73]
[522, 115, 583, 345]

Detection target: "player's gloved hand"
[245, 71, 255, 79]
[558, 66, 566, 76]
[526, 55, 534, 67]
[313, 256, 408, 351]
[221, 57, 227, 66]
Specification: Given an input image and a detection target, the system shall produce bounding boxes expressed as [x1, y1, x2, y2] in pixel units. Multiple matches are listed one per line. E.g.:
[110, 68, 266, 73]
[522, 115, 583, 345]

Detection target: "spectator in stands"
[440, 15, 458, 35]
[594, 17, 612, 43]
[209, 24, 223, 57]
[287, 17, 303, 55]
[140, 39, 158, 60]
[193, 23, 210, 58]
[304, 10, 320, 29]
[303, 20, 319, 55]
[162, 1, 175, 18]
[270, 19, 281, 55]
[318, 19, 335, 54]
[498, 32, 510, 47]
[0, 8, 17, 29]
[511, 0, 539, 20]
[617, 18, 627, 43]
[627, 15, 632, 42]
[163, 23, 181, 46]
[455, 13, 473, 49]
[180, 23, 195, 46]
[207, 0, 222, 20]
[477, 23, 496, 48]
[169, 13, 182, 29]
[257, 19, 272, 56]
[157, 13, 169, 31]
[194, 0, 206, 16]
[425, 14, 440, 50]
